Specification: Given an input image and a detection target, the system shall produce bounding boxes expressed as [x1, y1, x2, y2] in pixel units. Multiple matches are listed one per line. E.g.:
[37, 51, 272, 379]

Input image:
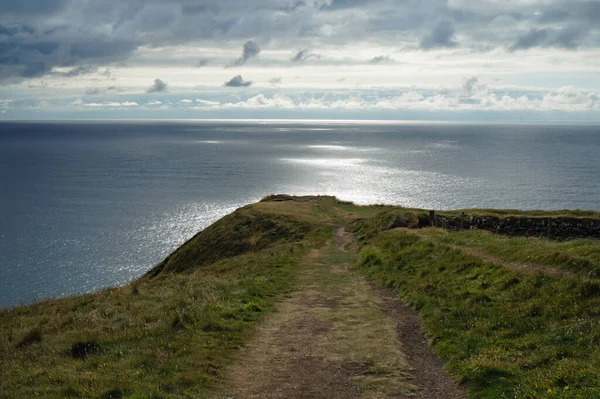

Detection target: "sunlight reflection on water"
[2, 121, 598, 307]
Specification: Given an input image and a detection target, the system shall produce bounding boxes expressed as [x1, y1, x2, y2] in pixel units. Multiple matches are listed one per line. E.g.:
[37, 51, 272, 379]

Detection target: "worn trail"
[217, 227, 465, 399]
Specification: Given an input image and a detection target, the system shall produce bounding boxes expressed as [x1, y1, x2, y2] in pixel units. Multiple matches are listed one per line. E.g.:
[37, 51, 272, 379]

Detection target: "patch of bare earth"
[217, 228, 465, 399]
[335, 226, 354, 252]
[373, 287, 467, 399]
[220, 299, 365, 399]
[217, 245, 365, 398]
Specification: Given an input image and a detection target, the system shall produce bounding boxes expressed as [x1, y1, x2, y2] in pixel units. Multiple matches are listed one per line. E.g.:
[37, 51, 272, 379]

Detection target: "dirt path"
[407, 229, 573, 279]
[448, 245, 572, 279]
[217, 228, 465, 399]
[335, 226, 354, 251]
[375, 287, 467, 399]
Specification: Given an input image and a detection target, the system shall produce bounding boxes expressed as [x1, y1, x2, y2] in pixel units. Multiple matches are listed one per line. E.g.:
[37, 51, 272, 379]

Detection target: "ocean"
[1, 120, 599, 308]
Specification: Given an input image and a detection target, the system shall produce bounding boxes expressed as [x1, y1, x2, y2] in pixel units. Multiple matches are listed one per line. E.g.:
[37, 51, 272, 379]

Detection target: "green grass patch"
[358, 228, 600, 398]
[417, 228, 600, 278]
[2, 196, 599, 398]
[0, 201, 331, 398]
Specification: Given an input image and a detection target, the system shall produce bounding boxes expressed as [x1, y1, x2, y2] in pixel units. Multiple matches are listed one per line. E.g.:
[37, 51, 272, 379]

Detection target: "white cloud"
[198, 87, 599, 113]
[195, 99, 220, 106]
[83, 101, 139, 108]
[2, 0, 600, 120]
[220, 93, 295, 109]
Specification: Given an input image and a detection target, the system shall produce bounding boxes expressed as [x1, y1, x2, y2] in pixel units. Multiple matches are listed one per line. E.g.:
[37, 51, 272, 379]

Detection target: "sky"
[1, 0, 600, 121]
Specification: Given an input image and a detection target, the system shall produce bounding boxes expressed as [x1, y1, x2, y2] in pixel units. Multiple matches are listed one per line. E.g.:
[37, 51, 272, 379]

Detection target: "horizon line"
[2, 118, 600, 126]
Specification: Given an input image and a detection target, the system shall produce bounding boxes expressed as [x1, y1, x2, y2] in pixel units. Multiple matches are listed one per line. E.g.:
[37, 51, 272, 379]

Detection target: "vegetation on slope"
[357, 222, 600, 398]
[0, 199, 332, 399]
[415, 228, 600, 278]
[1, 195, 598, 398]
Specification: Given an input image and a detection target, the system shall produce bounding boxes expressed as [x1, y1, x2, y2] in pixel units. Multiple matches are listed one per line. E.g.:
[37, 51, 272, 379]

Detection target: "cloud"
[210, 87, 599, 113]
[231, 40, 261, 66]
[269, 77, 282, 85]
[510, 26, 588, 51]
[0, 39, 139, 83]
[57, 66, 98, 78]
[196, 99, 220, 106]
[510, 28, 549, 51]
[147, 78, 168, 93]
[179, 99, 192, 103]
[221, 93, 295, 109]
[291, 49, 321, 62]
[82, 101, 139, 108]
[420, 20, 458, 50]
[0, 0, 599, 84]
[536, 9, 570, 23]
[369, 55, 392, 64]
[462, 76, 481, 95]
[85, 88, 101, 95]
[0, 0, 68, 15]
[224, 75, 252, 87]
[196, 59, 210, 67]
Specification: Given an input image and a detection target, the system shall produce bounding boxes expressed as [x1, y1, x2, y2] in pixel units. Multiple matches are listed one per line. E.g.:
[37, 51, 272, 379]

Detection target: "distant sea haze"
[1, 121, 599, 307]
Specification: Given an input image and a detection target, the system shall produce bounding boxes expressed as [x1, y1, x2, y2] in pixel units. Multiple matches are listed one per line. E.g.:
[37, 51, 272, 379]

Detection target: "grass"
[414, 228, 600, 278]
[218, 223, 417, 398]
[1, 195, 599, 398]
[357, 227, 600, 398]
[0, 200, 332, 399]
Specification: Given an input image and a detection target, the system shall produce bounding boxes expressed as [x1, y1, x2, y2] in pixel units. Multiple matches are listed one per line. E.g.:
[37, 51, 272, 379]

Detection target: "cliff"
[1, 196, 599, 398]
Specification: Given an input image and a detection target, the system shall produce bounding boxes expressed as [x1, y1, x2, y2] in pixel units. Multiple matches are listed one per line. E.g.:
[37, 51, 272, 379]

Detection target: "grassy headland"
[1, 195, 599, 398]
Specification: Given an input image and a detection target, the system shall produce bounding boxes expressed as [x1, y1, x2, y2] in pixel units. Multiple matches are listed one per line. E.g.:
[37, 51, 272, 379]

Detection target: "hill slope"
[1, 196, 599, 398]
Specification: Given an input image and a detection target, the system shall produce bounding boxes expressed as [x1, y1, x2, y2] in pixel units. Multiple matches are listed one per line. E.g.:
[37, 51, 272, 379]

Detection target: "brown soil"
[335, 226, 354, 252]
[374, 286, 467, 399]
[218, 279, 365, 398]
[217, 228, 466, 399]
[222, 309, 365, 399]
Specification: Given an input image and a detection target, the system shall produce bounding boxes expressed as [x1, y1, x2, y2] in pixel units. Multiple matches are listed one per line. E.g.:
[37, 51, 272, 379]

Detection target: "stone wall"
[431, 214, 600, 239]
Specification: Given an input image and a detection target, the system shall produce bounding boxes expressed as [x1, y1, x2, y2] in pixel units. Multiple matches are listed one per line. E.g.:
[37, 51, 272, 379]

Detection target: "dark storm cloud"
[225, 75, 252, 87]
[147, 78, 168, 93]
[70, 41, 138, 60]
[1, 0, 600, 84]
[511, 28, 549, 51]
[510, 26, 588, 51]
[462, 76, 479, 95]
[580, 1, 600, 22]
[322, 0, 373, 10]
[536, 9, 570, 23]
[180, 4, 219, 15]
[291, 49, 320, 62]
[554, 26, 589, 49]
[232, 40, 261, 66]
[369, 55, 392, 64]
[420, 20, 458, 50]
[57, 66, 98, 77]
[0, 0, 68, 15]
[0, 25, 18, 36]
